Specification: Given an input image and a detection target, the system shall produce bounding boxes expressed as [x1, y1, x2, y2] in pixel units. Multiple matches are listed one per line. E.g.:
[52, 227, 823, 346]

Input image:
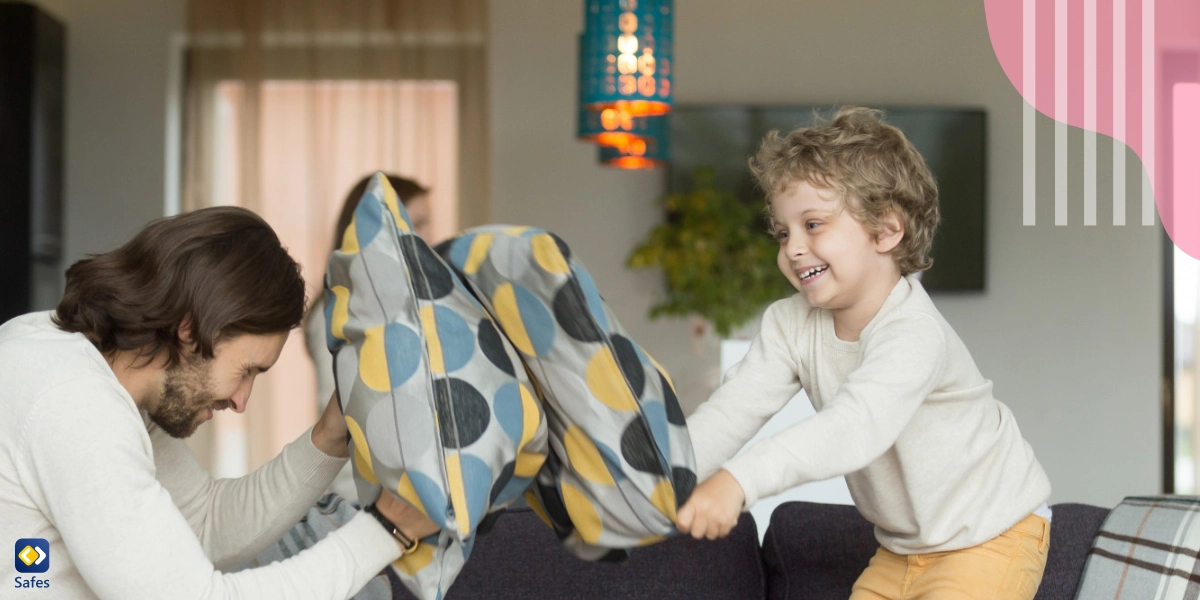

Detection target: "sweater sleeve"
[686, 299, 804, 482]
[723, 313, 946, 508]
[152, 423, 348, 569]
[17, 380, 400, 600]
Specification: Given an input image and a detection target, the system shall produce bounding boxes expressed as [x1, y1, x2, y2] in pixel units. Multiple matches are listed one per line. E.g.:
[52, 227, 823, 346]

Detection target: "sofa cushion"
[436, 226, 697, 560]
[388, 507, 766, 600]
[761, 501, 876, 600]
[324, 173, 548, 600]
[761, 501, 1109, 600]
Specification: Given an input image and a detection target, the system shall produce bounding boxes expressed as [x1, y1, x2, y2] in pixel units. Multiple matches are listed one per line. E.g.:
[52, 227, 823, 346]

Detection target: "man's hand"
[377, 492, 441, 541]
[676, 469, 746, 540]
[311, 392, 349, 458]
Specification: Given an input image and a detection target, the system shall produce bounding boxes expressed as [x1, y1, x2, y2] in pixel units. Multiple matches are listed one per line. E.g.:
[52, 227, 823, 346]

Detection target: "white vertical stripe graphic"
[1143, 0, 1157, 225]
[1056, 0, 1069, 225]
[1085, 0, 1097, 226]
[1024, 0, 1038, 226]
[1114, 0, 1127, 226]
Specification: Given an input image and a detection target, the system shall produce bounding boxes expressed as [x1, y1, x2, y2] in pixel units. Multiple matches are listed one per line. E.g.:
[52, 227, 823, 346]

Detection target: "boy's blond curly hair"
[749, 106, 941, 275]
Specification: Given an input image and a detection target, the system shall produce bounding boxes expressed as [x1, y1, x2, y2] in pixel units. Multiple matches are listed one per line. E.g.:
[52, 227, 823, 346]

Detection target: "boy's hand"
[676, 469, 746, 540]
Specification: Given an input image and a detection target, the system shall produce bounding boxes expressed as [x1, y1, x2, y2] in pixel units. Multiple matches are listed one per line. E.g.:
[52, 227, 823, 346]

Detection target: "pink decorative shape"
[985, 0, 1200, 258]
[1174, 84, 1200, 252]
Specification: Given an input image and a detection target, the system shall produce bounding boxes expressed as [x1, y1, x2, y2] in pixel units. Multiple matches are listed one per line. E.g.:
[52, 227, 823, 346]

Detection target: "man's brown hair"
[54, 206, 306, 366]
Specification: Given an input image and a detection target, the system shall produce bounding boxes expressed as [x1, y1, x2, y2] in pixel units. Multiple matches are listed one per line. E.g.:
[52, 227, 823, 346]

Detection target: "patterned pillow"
[323, 173, 548, 600]
[436, 225, 697, 560]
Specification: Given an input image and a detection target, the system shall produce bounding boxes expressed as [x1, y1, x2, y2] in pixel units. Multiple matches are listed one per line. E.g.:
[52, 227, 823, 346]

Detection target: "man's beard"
[152, 355, 227, 438]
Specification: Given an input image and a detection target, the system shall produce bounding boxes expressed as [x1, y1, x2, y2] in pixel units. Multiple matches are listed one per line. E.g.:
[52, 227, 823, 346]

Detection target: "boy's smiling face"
[770, 180, 904, 336]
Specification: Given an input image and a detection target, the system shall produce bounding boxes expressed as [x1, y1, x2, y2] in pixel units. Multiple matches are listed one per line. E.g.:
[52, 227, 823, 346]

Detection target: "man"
[0, 207, 437, 599]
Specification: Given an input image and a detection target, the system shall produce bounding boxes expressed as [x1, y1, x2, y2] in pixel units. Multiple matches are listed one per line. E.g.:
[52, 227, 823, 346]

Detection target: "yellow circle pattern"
[394, 542, 434, 576]
[564, 425, 615, 486]
[560, 481, 603, 544]
[345, 416, 379, 484]
[340, 218, 360, 255]
[382, 184, 411, 232]
[463, 233, 494, 275]
[531, 233, 570, 274]
[419, 305, 444, 374]
[329, 285, 350, 342]
[585, 347, 639, 412]
[359, 325, 391, 391]
[650, 479, 678, 522]
[445, 454, 471, 538]
[493, 283, 534, 356]
[396, 472, 428, 517]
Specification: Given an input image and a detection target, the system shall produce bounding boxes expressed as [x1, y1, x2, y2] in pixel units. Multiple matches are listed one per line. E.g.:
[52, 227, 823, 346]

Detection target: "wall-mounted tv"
[668, 105, 987, 292]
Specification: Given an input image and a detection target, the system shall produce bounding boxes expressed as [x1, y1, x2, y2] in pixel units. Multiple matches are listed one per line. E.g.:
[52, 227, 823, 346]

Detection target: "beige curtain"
[181, 0, 489, 475]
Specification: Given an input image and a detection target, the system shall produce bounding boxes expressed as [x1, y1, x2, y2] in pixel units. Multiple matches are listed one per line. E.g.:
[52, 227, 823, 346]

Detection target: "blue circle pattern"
[640, 400, 672, 463]
[459, 455, 493, 536]
[407, 469, 449, 529]
[433, 305, 475, 373]
[384, 322, 423, 389]
[353, 189, 384, 249]
[492, 381, 525, 447]
[572, 267, 609, 331]
[594, 439, 627, 482]
[446, 234, 475, 271]
[512, 284, 556, 357]
[491, 473, 532, 507]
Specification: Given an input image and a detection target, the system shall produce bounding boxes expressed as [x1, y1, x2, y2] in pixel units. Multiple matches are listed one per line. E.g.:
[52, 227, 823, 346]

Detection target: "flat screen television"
[668, 105, 987, 292]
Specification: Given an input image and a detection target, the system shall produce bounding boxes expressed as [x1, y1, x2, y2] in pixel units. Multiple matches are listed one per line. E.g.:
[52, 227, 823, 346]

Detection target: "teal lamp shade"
[577, 32, 654, 147]
[598, 114, 669, 169]
[582, 0, 673, 117]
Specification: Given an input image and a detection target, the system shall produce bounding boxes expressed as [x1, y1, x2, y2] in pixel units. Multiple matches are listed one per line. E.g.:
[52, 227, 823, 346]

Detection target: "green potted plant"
[627, 168, 794, 337]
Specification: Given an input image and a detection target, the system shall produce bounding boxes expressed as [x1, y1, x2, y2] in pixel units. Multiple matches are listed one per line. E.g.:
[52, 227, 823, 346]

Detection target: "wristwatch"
[364, 503, 420, 555]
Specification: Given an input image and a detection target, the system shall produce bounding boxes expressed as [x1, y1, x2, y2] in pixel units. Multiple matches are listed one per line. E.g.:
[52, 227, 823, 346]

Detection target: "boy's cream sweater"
[688, 276, 1051, 554]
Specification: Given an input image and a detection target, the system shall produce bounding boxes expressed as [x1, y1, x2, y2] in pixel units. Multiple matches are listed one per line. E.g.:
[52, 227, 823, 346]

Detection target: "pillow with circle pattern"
[436, 225, 698, 561]
[323, 173, 548, 600]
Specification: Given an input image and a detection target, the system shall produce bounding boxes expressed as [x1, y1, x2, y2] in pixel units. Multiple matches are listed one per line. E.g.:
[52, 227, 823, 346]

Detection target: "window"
[205, 80, 459, 477]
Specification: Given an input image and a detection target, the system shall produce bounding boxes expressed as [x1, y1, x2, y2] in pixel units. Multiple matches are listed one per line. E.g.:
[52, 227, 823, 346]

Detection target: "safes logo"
[14, 539, 48, 574]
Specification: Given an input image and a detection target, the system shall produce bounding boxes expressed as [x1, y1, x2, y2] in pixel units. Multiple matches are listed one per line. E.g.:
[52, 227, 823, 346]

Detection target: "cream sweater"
[688, 276, 1052, 554]
[0, 312, 401, 599]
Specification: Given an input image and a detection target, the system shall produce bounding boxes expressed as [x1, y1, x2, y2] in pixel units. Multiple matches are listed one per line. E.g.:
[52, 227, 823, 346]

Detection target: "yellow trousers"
[849, 513, 1050, 600]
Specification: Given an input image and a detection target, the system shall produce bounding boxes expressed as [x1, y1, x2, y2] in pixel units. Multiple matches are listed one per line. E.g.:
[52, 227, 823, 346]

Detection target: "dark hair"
[332, 173, 429, 252]
[54, 206, 306, 367]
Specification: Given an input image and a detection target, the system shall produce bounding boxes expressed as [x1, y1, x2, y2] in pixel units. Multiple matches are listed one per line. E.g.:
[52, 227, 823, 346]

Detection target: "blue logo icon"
[15, 539, 49, 574]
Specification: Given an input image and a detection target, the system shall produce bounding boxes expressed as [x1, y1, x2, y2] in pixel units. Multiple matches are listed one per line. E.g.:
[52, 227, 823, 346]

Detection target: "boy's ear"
[875, 211, 905, 254]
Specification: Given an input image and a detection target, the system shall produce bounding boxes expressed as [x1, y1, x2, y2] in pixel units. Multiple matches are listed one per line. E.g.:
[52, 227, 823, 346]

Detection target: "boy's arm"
[723, 313, 946, 508]
[686, 299, 804, 480]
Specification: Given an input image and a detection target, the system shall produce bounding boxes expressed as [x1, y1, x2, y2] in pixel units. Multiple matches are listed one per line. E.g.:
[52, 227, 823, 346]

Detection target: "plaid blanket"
[1075, 496, 1200, 599]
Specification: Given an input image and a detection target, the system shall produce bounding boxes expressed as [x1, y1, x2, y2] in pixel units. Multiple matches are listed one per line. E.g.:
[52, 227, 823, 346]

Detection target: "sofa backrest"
[393, 507, 767, 600]
[760, 501, 1110, 600]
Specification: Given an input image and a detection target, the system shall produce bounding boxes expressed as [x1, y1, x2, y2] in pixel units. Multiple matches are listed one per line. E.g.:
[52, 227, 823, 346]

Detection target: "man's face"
[150, 331, 288, 438]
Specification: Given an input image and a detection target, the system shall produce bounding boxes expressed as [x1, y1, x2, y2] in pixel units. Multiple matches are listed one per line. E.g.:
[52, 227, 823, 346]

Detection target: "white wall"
[46, 0, 184, 266]
[45, 0, 1160, 508]
[491, 0, 1162, 508]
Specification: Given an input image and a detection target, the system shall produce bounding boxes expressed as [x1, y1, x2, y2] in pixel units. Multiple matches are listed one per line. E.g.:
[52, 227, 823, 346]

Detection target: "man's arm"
[20, 380, 401, 600]
[155, 394, 349, 569]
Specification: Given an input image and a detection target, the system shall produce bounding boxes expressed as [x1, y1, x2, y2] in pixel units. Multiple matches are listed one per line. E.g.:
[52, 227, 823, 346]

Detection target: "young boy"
[677, 107, 1052, 599]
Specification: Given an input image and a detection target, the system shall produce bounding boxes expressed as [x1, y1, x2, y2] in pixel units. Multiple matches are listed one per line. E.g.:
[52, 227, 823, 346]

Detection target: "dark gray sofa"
[392, 501, 1109, 600]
